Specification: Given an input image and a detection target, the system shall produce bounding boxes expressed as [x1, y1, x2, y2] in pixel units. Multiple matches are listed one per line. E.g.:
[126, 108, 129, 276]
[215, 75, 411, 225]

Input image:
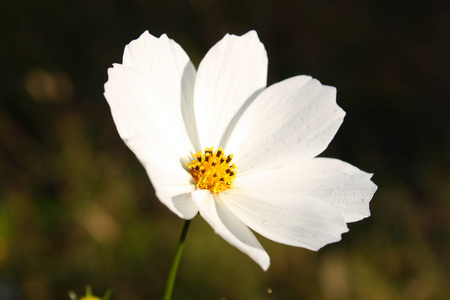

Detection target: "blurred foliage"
[1, 0, 449, 299]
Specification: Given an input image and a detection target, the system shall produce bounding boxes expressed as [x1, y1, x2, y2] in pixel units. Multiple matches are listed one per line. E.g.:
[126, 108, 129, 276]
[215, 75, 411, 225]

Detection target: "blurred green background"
[1, 0, 449, 299]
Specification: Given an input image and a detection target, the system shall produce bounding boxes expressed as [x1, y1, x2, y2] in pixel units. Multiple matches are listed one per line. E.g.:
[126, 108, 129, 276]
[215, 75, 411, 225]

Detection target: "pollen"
[187, 147, 237, 194]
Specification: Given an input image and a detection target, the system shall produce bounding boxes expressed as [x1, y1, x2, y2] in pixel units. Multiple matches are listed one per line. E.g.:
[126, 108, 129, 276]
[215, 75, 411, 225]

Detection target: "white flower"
[104, 30, 377, 271]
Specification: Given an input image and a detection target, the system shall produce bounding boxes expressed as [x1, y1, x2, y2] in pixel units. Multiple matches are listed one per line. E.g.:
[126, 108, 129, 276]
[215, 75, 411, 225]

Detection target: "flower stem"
[163, 220, 191, 300]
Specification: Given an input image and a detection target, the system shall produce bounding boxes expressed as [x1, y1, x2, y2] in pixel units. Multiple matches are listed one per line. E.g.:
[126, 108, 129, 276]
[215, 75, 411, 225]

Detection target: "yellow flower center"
[187, 147, 237, 194]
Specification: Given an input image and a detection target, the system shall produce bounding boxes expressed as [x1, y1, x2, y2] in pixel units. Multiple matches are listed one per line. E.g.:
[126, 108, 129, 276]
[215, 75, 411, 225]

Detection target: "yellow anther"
[186, 147, 237, 194]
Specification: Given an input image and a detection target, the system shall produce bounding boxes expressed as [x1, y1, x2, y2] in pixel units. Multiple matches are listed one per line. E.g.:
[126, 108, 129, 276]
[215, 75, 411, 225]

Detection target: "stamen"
[186, 147, 237, 194]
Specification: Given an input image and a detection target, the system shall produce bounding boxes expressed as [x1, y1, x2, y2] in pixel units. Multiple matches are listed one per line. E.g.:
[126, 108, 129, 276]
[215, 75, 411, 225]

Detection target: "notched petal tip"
[103, 64, 118, 93]
[139, 30, 156, 40]
[242, 29, 259, 39]
[321, 85, 347, 120]
[365, 177, 378, 208]
[222, 30, 265, 52]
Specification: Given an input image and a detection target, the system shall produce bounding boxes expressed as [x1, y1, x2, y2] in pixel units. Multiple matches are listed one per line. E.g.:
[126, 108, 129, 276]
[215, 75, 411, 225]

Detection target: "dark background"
[1, 0, 449, 299]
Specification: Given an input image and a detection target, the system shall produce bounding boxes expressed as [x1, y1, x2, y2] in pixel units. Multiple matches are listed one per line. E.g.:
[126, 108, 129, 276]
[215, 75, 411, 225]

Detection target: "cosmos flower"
[104, 30, 377, 270]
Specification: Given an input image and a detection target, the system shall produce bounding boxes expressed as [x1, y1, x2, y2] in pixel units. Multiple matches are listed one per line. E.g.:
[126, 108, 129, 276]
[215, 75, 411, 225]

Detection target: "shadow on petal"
[219, 87, 265, 149]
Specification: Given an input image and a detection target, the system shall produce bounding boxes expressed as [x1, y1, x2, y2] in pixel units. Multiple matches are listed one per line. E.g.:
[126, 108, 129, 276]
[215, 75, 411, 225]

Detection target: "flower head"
[104, 30, 377, 270]
[69, 286, 110, 300]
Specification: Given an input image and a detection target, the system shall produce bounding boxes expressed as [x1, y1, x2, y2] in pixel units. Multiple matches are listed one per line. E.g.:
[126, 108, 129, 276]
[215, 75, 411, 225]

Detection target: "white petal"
[104, 65, 197, 219]
[126, 136, 198, 219]
[226, 76, 345, 175]
[191, 189, 270, 270]
[149, 173, 198, 220]
[296, 158, 377, 222]
[221, 178, 349, 251]
[194, 30, 268, 150]
[234, 158, 377, 223]
[123, 31, 200, 150]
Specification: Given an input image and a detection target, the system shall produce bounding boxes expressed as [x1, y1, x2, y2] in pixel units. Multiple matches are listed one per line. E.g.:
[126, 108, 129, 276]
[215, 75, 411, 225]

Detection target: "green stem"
[163, 220, 191, 300]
